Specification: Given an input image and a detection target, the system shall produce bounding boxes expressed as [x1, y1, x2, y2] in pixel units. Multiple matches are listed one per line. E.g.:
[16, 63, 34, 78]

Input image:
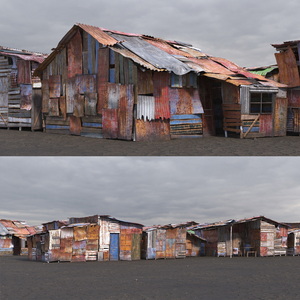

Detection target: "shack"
[142, 222, 197, 259]
[272, 40, 300, 135]
[28, 215, 144, 262]
[192, 216, 288, 257]
[186, 230, 206, 257]
[0, 46, 46, 130]
[33, 23, 285, 141]
[287, 229, 300, 256]
[0, 219, 38, 255]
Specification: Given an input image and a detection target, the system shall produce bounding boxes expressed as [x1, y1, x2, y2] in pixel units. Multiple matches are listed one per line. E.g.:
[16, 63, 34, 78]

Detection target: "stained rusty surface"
[49, 75, 61, 98]
[153, 72, 170, 119]
[259, 114, 273, 136]
[97, 48, 109, 84]
[275, 47, 300, 87]
[77, 23, 118, 46]
[76, 75, 96, 94]
[17, 60, 31, 84]
[169, 88, 203, 115]
[102, 108, 118, 139]
[20, 84, 32, 110]
[69, 116, 81, 135]
[67, 29, 83, 78]
[135, 119, 170, 141]
[273, 98, 288, 136]
[118, 84, 134, 140]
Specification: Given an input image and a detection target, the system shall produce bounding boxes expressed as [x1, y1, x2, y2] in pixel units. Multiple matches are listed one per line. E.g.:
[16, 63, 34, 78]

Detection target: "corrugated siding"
[273, 98, 288, 136]
[153, 72, 170, 119]
[137, 95, 155, 120]
[135, 119, 170, 141]
[275, 47, 300, 87]
[67, 29, 83, 78]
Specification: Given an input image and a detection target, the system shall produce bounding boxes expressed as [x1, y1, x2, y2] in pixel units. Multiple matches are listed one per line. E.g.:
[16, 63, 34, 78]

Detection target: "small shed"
[287, 229, 300, 256]
[192, 216, 289, 257]
[186, 230, 206, 257]
[34, 23, 285, 141]
[0, 219, 38, 255]
[272, 40, 300, 134]
[0, 46, 46, 130]
[69, 215, 143, 261]
[142, 222, 197, 260]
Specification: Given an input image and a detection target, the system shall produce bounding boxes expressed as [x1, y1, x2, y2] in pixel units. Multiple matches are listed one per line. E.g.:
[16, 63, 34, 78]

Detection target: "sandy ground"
[0, 128, 300, 156]
[0, 256, 299, 300]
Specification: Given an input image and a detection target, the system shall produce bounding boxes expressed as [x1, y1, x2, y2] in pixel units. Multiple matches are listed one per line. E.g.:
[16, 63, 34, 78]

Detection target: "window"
[250, 92, 273, 114]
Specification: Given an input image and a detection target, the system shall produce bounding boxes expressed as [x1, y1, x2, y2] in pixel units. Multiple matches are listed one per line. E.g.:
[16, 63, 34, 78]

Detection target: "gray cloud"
[1, 1, 299, 66]
[0, 157, 299, 226]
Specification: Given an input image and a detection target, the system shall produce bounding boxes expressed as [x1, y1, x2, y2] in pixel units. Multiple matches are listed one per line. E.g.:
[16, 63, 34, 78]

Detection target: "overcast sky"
[0, 0, 299, 67]
[1, 157, 299, 226]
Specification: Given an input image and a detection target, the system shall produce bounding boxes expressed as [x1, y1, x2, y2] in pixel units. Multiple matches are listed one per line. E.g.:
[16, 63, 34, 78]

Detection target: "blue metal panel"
[45, 125, 69, 130]
[171, 114, 201, 120]
[170, 119, 202, 125]
[109, 233, 119, 261]
[82, 122, 102, 128]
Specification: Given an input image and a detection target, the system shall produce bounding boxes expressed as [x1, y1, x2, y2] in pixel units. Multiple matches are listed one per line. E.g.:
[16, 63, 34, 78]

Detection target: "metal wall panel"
[20, 84, 32, 110]
[17, 60, 31, 84]
[273, 97, 287, 136]
[102, 108, 118, 139]
[67, 29, 83, 78]
[153, 72, 170, 119]
[135, 119, 170, 141]
[118, 84, 134, 140]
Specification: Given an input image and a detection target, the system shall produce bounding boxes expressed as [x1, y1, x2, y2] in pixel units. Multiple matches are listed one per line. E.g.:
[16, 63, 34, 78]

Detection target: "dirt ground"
[0, 128, 300, 156]
[0, 256, 299, 300]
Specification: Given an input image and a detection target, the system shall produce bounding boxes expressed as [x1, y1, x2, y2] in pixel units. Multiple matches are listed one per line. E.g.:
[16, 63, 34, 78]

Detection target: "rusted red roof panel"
[76, 23, 118, 46]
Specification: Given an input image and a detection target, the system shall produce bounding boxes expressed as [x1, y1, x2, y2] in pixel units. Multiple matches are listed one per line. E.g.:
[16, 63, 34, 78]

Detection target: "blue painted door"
[110, 233, 119, 261]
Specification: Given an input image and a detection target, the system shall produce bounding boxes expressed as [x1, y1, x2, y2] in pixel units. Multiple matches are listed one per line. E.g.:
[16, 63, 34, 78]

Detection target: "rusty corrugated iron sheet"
[189, 57, 233, 74]
[77, 24, 119, 46]
[67, 29, 83, 78]
[153, 72, 170, 119]
[135, 119, 170, 141]
[118, 84, 134, 140]
[169, 88, 204, 115]
[102, 108, 118, 138]
[110, 44, 162, 72]
[110, 33, 192, 75]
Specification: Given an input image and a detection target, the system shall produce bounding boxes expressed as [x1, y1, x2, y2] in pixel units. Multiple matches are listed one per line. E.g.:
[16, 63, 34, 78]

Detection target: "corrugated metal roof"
[0, 219, 37, 237]
[76, 23, 119, 46]
[110, 33, 192, 75]
[0, 47, 46, 63]
[110, 44, 162, 72]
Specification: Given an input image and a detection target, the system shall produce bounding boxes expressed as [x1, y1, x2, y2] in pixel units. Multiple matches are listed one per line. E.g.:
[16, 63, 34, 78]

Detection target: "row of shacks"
[30, 23, 289, 140]
[0, 219, 40, 255]
[0, 46, 46, 130]
[19, 215, 300, 263]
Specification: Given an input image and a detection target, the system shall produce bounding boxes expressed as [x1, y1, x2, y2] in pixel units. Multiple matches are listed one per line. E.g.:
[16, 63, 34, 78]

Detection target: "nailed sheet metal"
[49, 75, 61, 98]
[110, 45, 162, 72]
[275, 47, 300, 87]
[135, 119, 170, 141]
[87, 225, 100, 240]
[169, 88, 204, 115]
[273, 97, 288, 136]
[153, 72, 170, 119]
[189, 57, 233, 75]
[76, 75, 96, 94]
[17, 60, 31, 84]
[137, 95, 155, 120]
[102, 108, 118, 139]
[111, 33, 192, 75]
[20, 84, 32, 110]
[118, 84, 134, 140]
[67, 29, 83, 78]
